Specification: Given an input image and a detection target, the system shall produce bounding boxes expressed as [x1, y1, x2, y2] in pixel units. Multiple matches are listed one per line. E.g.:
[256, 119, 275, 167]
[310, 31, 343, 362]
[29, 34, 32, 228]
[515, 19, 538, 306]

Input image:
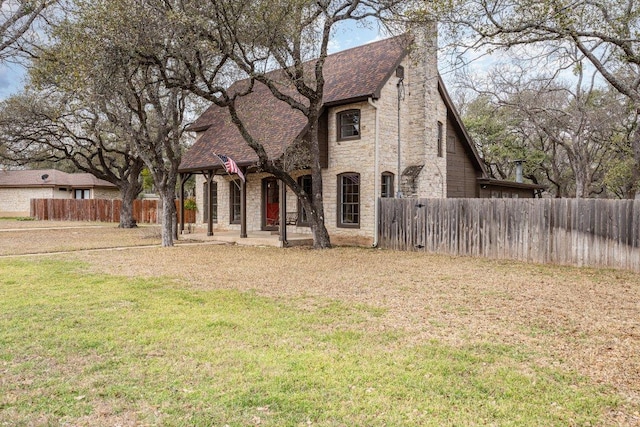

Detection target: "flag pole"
[213, 153, 243, 191]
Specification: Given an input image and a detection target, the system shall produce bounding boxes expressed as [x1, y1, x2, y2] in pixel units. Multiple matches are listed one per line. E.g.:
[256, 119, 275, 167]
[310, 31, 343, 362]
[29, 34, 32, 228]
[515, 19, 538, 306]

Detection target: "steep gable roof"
[437, 76, 486, 174]
[180, 35, 411, 172]
[0, 169, 116, 188]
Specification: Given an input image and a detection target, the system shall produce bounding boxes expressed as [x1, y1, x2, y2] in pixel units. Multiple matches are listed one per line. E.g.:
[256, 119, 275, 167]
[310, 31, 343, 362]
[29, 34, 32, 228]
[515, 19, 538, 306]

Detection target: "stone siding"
[93, 188, 120, 200]
[406, 27, 447, 199]
[0, 188, 55, 217]
[193, 31, 448, 244]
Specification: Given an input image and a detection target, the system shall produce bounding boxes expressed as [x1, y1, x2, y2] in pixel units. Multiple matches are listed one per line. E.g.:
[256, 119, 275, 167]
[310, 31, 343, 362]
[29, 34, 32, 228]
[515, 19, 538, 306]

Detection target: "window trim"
[337, 172, 360, 229]
[229, 180, 241, 224]
[337, 109, 361, 141]
[297, 174, 312, 227]
[74, 188, 90, 199]
[203, 181, 218, 223]
[381, 172, 394, 198]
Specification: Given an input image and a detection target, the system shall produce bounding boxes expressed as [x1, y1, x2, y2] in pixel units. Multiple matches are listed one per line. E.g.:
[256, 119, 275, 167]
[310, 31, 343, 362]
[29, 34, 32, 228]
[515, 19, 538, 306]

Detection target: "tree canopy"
[427, 0, 640, 196]
[0, 0, 56, 61]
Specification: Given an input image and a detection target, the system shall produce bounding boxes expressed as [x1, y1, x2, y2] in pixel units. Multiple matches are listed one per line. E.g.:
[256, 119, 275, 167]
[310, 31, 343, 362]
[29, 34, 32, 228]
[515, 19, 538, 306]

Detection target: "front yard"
[0, 221, 638, 425]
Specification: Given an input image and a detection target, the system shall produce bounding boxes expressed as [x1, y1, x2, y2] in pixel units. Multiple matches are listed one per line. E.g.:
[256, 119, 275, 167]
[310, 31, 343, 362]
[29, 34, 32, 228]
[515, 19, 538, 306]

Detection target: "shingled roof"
[179, 35, 411, 173]
[0, 169, 116, 188]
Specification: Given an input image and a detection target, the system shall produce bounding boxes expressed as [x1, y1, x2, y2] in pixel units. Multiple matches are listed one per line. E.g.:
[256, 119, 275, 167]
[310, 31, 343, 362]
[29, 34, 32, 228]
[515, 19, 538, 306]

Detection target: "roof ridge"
[325, 33, 408, 57]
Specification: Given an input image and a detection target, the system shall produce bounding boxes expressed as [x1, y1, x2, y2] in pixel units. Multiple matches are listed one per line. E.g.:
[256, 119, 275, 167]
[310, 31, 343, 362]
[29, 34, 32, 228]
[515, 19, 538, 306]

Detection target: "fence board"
[379, 198, 640, 272]
[30, 199, 196, 225]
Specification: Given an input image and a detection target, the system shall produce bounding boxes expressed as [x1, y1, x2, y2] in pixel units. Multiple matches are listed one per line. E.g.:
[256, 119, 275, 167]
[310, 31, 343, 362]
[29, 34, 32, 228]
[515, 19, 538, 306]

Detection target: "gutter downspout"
[396, 76, 404, 198]
[368, 97, 380, 247]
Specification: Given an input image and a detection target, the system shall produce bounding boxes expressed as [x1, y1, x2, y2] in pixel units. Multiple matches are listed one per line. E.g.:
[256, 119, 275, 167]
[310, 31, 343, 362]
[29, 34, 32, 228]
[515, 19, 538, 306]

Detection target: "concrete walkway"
[179, 229, 314, 247]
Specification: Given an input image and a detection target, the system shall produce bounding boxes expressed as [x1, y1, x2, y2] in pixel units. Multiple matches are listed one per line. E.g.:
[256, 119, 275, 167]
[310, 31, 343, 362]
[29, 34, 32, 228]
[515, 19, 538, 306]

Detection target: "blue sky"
[0, 62, 26, 99]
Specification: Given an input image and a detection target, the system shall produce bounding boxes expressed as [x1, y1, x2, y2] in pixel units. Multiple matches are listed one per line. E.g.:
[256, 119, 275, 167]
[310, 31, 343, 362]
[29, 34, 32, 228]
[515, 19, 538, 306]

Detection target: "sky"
[0, 62, 25, 99]
[0, 20, 486, 101]
[0, 20, 472, 100]
[0, 20, 388, 101]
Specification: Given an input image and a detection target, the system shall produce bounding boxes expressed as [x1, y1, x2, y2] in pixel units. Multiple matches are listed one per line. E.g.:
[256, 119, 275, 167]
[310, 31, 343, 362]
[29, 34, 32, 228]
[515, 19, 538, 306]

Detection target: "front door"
[262, 178, 279, 230]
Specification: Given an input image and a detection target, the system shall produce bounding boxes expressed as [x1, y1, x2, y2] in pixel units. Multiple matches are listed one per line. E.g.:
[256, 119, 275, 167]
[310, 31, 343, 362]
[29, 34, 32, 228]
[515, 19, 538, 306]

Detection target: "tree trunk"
[574, 165, 588, 198]
[309, 207, 331, 248]
[118, 179, 142, 228]
[118, 185, 138, 228]
[159, 187, 176, 247]
[307, 109, 331, 249]
[631, 109, 640, 199]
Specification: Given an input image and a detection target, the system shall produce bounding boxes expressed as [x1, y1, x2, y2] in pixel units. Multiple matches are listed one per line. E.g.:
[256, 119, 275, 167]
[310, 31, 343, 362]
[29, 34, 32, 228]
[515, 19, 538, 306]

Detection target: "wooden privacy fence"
[378, 198, 640, 272]
[30, 199, 196, 224]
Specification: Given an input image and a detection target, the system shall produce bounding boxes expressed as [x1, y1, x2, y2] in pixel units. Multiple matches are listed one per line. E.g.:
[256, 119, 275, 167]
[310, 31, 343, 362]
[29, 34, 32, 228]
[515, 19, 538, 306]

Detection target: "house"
[178, 33, 543, 245]
[0, 169, 119, 217]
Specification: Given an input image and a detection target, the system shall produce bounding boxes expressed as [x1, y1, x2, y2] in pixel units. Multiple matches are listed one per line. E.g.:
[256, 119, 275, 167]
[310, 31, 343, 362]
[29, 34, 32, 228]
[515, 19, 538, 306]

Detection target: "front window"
[203, 181, 218, 223]
[230, 181, 241, 224]
[74, 189, 90, 199]
[337, 109, 360, 141]
[381, 172, 394, 198]
[338, 173, 360, 228]
[298, 174, 312, 225]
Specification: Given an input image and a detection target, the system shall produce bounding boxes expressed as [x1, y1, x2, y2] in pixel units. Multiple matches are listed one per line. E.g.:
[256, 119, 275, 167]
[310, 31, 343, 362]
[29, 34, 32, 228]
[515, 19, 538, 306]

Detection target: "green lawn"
[0, 258, 619, 426]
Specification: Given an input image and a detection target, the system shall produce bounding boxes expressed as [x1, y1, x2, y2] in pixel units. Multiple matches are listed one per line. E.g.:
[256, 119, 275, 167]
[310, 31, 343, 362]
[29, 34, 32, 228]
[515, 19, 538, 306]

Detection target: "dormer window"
[337, 109, 360, 141]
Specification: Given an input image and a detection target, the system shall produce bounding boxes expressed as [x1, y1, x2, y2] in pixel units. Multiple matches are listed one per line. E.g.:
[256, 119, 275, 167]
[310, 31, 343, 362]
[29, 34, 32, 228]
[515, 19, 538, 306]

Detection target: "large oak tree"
[0, 0, 56, 60]
[0, 89, 145, 227]
[426, 0, 640, 197]
[33, 0, 194, 245]
[134, 0, 413, 248]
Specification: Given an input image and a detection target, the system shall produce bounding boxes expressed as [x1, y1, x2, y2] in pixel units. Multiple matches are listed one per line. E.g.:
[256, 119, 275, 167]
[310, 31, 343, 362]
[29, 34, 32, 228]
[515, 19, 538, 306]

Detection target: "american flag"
[217, 154, 245, 182]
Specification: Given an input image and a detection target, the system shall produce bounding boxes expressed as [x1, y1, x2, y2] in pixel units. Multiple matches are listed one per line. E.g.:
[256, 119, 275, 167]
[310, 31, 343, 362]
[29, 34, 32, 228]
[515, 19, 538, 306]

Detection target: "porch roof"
[179, 35, 411, 173]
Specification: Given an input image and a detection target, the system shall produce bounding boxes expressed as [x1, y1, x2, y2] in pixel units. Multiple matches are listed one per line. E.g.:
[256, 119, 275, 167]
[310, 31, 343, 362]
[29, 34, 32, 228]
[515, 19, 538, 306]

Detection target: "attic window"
[337, 109, 360, 141]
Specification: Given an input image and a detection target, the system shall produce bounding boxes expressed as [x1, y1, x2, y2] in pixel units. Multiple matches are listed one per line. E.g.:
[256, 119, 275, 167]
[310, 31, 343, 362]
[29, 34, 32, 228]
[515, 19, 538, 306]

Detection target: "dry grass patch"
[0, 258, 625, 425]
[2, 223, 640, 425]
[0, 221, 161, 255]
[69, 245, 640, 420]
[0, 219, 106, 229]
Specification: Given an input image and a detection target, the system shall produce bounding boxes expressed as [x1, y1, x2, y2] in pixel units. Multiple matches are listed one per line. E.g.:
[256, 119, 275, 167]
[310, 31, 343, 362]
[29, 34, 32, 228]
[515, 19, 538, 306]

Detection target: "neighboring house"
[178, 33, 543, 245]
[0, 169, 119, 217]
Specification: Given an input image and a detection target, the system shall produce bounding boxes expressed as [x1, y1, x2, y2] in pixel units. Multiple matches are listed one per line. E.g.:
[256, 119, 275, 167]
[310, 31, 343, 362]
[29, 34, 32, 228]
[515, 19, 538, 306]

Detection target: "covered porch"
[177, 169, 309, 247]
[178, 227, 313, 248]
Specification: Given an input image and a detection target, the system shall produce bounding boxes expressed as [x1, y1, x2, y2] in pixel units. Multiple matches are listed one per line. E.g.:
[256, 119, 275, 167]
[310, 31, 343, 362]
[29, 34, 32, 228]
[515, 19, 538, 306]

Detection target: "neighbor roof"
[180, 35, 412, 172]
[0, 169, 117, 188]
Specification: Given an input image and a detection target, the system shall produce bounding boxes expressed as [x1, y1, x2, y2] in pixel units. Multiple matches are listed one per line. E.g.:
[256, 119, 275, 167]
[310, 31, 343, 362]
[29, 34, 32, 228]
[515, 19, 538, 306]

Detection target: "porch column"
[206, 171, 214, 236]
[240, 168, 247, 238]
[178, 173, 185, 235]
[179, 173, 193, 236]
[279, 180, 287, 243]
